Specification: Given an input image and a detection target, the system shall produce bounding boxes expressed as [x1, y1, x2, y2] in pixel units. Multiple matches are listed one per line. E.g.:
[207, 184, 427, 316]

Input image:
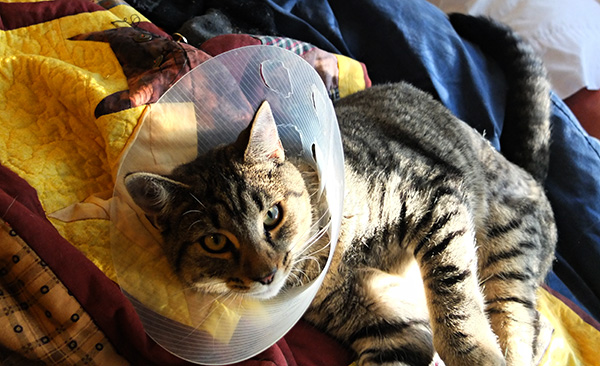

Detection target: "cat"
[124, 14, 556, 366]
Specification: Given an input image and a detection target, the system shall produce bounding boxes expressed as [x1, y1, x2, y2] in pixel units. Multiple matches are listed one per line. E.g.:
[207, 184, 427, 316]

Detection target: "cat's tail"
[449, 13, 551, 182]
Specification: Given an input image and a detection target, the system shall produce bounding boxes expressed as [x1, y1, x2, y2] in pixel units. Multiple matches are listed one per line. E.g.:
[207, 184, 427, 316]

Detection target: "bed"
[1, 0, 600, 365]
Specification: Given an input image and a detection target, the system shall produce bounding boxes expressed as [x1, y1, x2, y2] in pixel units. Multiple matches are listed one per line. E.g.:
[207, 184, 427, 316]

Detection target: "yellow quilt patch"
[0, 3, 145, 274]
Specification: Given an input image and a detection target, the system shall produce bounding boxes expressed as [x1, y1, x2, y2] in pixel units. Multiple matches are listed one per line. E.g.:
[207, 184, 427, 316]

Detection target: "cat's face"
[125, 101, 315, 299]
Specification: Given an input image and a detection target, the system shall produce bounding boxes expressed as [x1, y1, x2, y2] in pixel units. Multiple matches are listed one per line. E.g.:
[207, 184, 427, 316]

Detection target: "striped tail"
[449, 13, 552, 182]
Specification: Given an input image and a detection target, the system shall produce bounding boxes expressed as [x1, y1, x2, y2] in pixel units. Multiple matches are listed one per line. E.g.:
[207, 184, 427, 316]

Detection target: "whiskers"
[286, 270, 305, 287]
[289, 206, 331, 254]
[287, 218, 332, 287]
[186, 193, 206, 210]
[1, 196, 18, 220]
[183, 193, 207, 232]
[187, 219, 204, 232]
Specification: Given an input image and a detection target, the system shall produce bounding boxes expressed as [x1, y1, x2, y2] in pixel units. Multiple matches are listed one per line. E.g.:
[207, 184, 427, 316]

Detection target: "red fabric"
[564, 88, 600, 139]
[286, 321, 354, 366]
[359, 61, 372, 89]
[0, 0, 169, 38]
[0, 164, 46, 218]
[0, 0, 103, 30]
[200, 33, 262, 56]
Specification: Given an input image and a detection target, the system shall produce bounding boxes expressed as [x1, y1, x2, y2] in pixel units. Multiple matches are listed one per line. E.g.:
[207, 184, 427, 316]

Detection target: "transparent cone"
[110, 46, 345, 365]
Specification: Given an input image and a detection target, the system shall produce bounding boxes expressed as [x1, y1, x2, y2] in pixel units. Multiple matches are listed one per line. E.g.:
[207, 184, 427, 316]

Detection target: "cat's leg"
[410, 190, 506, 366]
[477, 177, 556, 365]
[306, 264, 436, 366]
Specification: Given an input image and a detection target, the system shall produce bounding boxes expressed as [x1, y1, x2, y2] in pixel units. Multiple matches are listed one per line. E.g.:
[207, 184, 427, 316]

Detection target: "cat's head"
[124, 101, 316, 299]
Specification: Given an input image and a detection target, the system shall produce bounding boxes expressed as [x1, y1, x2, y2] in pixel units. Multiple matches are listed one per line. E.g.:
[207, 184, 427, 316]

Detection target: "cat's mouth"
[248, 283, 284, 299]
[227, 270, 290, 300]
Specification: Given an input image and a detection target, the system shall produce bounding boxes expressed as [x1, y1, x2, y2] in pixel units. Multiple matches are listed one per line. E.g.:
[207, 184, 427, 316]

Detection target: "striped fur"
[449, 13, 551, 182]
[306, 82, 555, 366]
[302, 16, 555, 366]
[125, 16, 556, 366]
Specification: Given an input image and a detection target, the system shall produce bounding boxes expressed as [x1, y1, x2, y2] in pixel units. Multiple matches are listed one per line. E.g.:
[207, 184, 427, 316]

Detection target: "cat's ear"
[238, 100, 285, 163]
[124, 172, 187, 217]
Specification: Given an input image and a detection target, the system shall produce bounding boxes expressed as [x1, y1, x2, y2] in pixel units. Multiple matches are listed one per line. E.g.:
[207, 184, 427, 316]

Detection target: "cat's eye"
[263, 203, 283, 230]
[201, 233, 231, 254]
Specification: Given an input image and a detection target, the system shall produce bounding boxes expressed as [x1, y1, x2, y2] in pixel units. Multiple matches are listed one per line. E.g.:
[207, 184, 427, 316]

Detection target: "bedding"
[1, 0, 600, 365]
[427, 0, 600, 99]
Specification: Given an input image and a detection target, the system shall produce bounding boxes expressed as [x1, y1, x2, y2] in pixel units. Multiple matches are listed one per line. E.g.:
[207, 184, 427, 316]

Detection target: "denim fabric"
[265, 0, 600, 321]
[545, 96, 600, 317]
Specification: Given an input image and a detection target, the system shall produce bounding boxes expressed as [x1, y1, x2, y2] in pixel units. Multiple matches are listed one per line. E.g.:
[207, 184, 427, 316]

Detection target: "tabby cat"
[125, 14, 556, 366]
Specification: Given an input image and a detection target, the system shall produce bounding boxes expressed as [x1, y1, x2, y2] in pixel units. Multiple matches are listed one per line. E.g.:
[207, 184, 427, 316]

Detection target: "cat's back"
[335, 14, 551, 184]
[334, 82, 484, 178]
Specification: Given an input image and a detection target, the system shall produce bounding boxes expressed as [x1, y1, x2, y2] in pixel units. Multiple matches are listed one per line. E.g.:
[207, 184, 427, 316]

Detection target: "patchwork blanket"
[0, 0, 599, 365]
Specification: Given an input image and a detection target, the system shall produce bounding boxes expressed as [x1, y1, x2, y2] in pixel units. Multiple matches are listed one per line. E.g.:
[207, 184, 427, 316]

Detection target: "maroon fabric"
[0, 0, 169, 43]
[200, 33, 262, 56]
[0, 165, 46, 218]
[0, 0, 103, 30]
[0, 164, 184, 365]
[286, 321, 354, 366]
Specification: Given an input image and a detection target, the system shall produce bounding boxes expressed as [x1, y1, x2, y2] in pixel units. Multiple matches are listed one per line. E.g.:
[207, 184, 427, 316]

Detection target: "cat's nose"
[255, 269, 277, 285]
